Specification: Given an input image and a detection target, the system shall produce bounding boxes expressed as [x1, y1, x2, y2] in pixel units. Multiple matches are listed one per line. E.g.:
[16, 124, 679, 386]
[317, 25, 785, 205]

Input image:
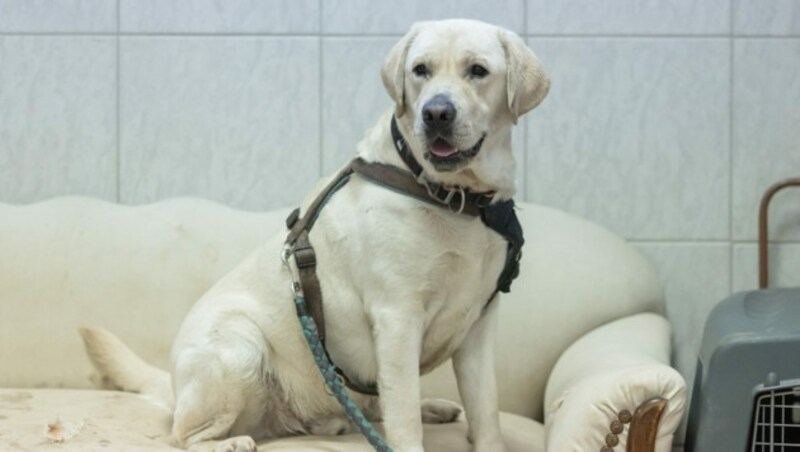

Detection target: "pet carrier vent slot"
[750, 384, 800, 451]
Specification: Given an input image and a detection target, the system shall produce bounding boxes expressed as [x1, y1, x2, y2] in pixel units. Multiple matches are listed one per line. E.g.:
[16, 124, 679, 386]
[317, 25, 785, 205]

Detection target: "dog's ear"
[499, 30, 550, 124]
[381, 24, 421, 118]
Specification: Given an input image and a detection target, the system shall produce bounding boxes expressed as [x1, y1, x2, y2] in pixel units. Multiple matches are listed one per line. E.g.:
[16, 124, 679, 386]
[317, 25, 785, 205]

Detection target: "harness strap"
[293, 231, 324, 337]
[286, 164, 355, 245]
[291, 228, 379, 395]
[350, 158, 485, 217]
[481, 200, 524, 295]
[285, 163, 379, 396]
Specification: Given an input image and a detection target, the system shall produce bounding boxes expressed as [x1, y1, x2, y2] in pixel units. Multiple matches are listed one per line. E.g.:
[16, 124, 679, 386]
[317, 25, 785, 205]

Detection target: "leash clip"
[281, 244, 292, 267]
[281, 244, 302, 296]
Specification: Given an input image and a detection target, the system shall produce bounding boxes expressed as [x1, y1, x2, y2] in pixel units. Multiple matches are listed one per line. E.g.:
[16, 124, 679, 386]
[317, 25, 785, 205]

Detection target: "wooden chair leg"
[626, 397, 668, 452]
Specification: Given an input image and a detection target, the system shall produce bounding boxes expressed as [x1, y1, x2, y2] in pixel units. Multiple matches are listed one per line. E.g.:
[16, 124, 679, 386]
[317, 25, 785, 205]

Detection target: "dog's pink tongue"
[431, 138, 458, 157]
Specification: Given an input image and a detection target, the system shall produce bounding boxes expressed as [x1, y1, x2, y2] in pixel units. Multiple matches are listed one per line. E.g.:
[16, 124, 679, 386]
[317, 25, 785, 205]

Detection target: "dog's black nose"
[422, 95, 456, 130]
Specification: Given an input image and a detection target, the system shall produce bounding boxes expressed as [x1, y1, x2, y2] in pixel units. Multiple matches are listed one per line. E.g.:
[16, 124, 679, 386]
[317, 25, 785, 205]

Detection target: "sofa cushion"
[0, 388, 544, 451]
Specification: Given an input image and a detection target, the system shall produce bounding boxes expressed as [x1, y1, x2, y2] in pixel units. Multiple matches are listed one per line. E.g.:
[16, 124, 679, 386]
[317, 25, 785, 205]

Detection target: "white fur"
[81, 19, 548, 452]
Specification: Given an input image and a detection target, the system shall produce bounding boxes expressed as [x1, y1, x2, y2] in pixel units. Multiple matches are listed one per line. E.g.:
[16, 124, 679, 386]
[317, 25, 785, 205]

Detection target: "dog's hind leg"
[171, 318, 270, 451]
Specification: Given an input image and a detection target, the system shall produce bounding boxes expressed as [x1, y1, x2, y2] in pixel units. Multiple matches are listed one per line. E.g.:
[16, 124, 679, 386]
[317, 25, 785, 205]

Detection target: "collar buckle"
[476, 192, 496, 208]
[418, 172, 460, 206]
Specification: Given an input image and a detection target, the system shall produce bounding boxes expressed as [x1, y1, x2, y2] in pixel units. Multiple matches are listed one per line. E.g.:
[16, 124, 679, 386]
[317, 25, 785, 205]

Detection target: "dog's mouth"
[425, 134, 486, 170]
[430, 138, 459, 158]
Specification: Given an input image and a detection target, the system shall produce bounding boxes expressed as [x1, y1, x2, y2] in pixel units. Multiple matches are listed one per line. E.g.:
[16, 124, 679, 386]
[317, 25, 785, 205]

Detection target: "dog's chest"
[416, 241, 503, 371]
[377, 205, 507, 369]
[315, 189, 508, 376]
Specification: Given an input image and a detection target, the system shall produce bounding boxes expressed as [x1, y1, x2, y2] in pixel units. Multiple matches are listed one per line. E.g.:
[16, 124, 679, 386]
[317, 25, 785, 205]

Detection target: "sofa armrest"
[543, 313, 687, 452]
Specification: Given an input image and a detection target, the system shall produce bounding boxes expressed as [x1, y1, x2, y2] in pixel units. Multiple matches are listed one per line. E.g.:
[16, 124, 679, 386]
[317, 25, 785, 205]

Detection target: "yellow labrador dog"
[81, 19, 548, 452]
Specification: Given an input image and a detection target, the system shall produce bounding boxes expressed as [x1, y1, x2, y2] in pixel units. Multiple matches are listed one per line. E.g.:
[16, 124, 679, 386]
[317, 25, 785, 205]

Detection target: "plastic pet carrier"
[685, 178, 800, 452]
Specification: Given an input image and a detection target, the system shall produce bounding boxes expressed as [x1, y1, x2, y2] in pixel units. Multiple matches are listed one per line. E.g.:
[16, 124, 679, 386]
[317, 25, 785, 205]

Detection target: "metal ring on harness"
[450, 186, 466, 215]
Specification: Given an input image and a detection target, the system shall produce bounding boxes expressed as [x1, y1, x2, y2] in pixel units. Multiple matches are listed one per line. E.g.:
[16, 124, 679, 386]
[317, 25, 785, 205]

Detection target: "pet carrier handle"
[758, 177, 800, 288]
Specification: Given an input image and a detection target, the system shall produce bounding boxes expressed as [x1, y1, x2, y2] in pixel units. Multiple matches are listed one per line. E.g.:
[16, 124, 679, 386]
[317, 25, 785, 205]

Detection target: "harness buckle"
[476, 192, 496, 208]
[294, 245, 317, 269]
[417, 171, 468, 211]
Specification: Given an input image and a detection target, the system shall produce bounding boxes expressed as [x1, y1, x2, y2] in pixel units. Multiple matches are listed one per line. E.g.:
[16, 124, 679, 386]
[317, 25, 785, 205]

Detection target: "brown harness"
[283, 117, 523, 395]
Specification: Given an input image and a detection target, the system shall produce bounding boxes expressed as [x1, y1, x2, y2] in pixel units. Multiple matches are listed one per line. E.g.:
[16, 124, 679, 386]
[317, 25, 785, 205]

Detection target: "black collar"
[390, 116, 496, 212]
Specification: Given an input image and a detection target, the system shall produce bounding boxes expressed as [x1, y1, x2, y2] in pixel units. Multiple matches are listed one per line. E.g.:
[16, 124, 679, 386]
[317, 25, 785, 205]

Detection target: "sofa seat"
[0, 389, 544, 451]
[0, 198, 686, 451]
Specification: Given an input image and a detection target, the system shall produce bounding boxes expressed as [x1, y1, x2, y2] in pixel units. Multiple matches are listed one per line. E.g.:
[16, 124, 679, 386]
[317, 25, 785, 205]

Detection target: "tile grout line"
[728, 0, 735, 294]
[523, 0, 529, 202]
[3, 32, 800, 39]
[629, 239, 800, 244]
[318, 0, 323, 178]
[115, 0, 121, 203]
[628, 240, 731, 245]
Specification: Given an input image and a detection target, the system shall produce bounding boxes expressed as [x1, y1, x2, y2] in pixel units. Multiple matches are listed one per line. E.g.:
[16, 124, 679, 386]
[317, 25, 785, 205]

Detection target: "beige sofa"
[0, 197, 686, 451]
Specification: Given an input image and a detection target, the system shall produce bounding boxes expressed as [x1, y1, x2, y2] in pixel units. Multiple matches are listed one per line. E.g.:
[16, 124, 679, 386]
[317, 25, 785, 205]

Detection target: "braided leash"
[282, 243, 391, 451]
[293, 293, 392, 452]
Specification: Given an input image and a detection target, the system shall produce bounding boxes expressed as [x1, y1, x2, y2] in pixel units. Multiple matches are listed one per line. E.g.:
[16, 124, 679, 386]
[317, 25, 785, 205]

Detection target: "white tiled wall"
[0, 0, 116, 32]
[0, 36, 117, 201]
[1, 1, 800, 446]
[527, 38, 731, 240]
[119, 37, 320, 209]
[118, 0, 319, 33]
[321, 0, 526, 34]
[527, 0, 731, 35]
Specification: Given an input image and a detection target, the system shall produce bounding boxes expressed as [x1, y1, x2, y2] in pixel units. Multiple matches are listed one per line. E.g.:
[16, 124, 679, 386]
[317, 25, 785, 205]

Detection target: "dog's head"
[381, 19, 549, 194]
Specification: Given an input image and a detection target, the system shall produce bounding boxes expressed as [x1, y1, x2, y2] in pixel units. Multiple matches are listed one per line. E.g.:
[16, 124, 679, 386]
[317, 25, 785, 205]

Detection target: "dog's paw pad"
[214, 435, 256, 452]
[421, 398, 463, 424]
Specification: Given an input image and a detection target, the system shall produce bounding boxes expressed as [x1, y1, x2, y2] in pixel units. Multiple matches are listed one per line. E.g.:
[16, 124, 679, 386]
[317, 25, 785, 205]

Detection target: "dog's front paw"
[213, 435, 257, 452]
[420, 398, 462, 424]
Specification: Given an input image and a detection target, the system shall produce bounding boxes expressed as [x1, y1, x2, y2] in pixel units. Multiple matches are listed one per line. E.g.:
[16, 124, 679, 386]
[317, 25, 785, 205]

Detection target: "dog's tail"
[79, 327, 174, 408]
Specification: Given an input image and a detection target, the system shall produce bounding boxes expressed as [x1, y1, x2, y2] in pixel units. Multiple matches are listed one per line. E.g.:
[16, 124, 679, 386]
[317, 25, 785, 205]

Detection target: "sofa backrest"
[0, 197, 663, 421]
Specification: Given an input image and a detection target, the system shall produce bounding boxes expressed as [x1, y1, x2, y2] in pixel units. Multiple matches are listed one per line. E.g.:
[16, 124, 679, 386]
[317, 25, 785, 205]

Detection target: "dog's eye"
[469, 64, 489, 78]
[413, 64, 429, 78]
